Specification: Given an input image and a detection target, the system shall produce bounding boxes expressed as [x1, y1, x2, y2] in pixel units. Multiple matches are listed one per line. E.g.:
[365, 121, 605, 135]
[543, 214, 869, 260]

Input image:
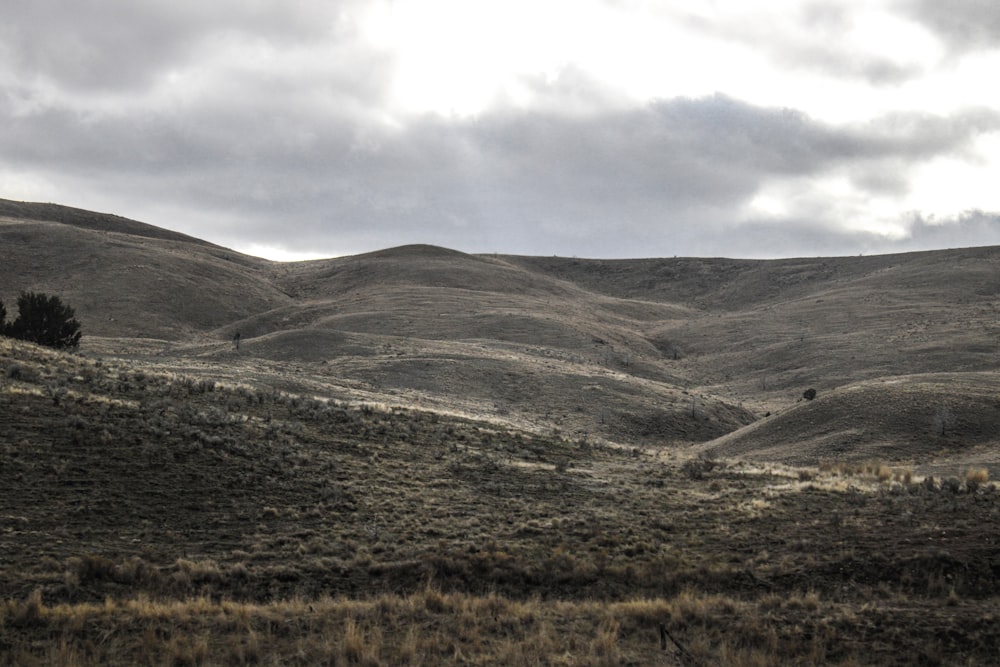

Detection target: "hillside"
[3, 335, 1000, 665]
[4, 197, 1000, 464]
[698, 373, 1000, 471]
[4, 200, 1000, 664]
[0, 204, 290, 340]
[0, 199, 217, 246]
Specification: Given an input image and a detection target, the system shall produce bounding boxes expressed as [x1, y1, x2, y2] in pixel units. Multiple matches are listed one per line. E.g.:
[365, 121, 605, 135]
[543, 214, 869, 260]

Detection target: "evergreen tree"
[6, 292, 82, 349]
[0, 300, 6, 334]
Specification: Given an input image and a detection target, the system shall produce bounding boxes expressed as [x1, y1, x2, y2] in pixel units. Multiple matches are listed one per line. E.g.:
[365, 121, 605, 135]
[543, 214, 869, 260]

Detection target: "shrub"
[965, 468, 990, 493]
[803, 388, 817, 401]
[941, 477, 962, 494]
[3, 292, 82, 349]
[682, 456, 719, 480]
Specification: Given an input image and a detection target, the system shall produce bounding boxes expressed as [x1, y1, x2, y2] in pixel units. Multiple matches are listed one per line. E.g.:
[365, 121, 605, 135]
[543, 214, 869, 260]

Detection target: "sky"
[2, 0, 1000, 261]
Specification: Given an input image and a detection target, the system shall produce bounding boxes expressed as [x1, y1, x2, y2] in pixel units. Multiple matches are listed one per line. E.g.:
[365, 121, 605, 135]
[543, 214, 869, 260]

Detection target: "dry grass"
[966, 467, 990, 490]
[8, 205, 1000, 462]
[0, 587, 915, 666]
[3, 338, 1000, 665]
[5, 205, 1000, 664]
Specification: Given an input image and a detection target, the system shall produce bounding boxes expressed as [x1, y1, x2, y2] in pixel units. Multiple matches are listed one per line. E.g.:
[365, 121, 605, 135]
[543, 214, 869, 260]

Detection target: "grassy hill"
[4, 197, 1000, 465]
[3, 335, 1000, 665]
[4, 200, 1000, 664]
[0, 205, 288, 340]
[699, 373, 1000, 468]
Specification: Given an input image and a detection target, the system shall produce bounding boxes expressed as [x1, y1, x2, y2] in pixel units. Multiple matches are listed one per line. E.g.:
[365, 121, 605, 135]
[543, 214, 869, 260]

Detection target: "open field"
[3, 338, 1000, 665]
[2, 200, 1000, 664]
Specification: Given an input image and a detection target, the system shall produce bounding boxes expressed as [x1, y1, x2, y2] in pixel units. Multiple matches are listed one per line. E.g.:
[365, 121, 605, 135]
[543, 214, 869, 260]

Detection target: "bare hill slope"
[698, 373, 1000, 469]
[4, 198, 1000, 460]
[0, 199, 215, 246]
[0, 202, 291, 340]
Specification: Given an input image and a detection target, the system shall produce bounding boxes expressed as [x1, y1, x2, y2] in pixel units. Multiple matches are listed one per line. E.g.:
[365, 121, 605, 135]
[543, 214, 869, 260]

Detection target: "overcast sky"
[3, 0, 1000, 260]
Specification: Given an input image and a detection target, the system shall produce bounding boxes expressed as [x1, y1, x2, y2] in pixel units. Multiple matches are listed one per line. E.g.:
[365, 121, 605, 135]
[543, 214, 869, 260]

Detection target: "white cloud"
[903, 0, 1000, 53]
[905, 133, 1000, 216]
[1, 0, 1000, 260]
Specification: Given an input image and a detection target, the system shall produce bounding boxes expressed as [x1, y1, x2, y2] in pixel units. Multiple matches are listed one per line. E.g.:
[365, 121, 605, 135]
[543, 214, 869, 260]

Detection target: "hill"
[4, 199, 1000, 664]
[0, 199, 216, 246]
[698, 373, 1000, 471]
[4, 197, 1000, 464]
[0, 200, 290, 340]
[3, 335, 999, 665]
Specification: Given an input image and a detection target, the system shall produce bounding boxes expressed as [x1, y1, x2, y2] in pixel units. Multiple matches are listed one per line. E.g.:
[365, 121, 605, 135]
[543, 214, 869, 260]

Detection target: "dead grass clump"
[667, 588, 737, 627]
[7, 589, 46, 628]
[419, 585, 452, 614]
[820, 460, 913, 486]
[965, 467, 990, 493]
[588, 617, 621, 661]
[172, 558, 223, 591]
[165, 634, 211, 667]
[614, 598, 672, 630]
[785, 590, 821, 611]
[342, 616, 384, 666]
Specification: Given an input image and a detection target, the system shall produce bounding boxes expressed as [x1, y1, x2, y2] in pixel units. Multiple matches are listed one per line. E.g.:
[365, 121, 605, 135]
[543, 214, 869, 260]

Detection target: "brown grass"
[5, 205, 1000, 664]
[0, 588, 901, 666]
[3, 338, 1000, 665]
[7, 203, 1000, 465]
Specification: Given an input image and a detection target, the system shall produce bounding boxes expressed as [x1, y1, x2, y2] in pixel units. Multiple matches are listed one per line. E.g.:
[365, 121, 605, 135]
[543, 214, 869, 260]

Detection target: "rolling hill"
[698, 372, 1000, 468]
[3, 197, 1000, 468]
[5, 198, 1000, 664]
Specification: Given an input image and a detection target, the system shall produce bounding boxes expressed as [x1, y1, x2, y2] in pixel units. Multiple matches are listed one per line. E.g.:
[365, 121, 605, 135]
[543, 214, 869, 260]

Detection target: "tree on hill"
[2, 292, 82, 349]
[0, 300, 5, 332]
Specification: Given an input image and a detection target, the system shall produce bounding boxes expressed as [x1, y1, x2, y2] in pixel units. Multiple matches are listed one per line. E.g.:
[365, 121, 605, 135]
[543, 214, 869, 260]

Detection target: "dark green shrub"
[4, 291, 82, 349]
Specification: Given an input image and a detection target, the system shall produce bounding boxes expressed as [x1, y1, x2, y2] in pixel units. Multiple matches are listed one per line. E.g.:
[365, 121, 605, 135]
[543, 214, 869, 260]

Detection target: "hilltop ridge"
[0, 198, 217, 247]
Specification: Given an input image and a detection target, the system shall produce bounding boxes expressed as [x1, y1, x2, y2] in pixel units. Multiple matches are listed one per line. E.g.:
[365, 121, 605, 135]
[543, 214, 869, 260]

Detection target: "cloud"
[904, 210, 1000, 249]
[3, 70, 998, 258]
[0, 1, 364, 93]
[686, 209, 1000, 259]
[679, 1, 931, 86]
[902, 0, 1000, 54]
[2, 0, 1000, 260]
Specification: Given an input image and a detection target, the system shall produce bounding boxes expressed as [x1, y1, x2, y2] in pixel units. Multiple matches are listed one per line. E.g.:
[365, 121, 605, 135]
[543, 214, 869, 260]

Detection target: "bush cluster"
[0, 291, 81, 349]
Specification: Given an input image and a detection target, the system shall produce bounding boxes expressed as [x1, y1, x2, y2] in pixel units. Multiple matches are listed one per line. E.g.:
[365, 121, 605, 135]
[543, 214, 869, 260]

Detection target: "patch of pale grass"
[965, 467, 990, 492]
[3, 385, 46, 398]
[737, 498, 771, 518]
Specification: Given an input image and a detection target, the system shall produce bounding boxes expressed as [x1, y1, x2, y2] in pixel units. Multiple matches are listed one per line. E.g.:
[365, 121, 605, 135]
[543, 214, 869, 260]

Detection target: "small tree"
[0, 300, 6, 333]
[803, 388, 817, 401]
[6, 292, 82, 349]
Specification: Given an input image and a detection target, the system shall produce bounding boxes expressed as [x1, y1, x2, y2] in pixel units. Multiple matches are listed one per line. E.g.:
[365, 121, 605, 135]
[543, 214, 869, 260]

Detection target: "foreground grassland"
[2, 339, 999, 665]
